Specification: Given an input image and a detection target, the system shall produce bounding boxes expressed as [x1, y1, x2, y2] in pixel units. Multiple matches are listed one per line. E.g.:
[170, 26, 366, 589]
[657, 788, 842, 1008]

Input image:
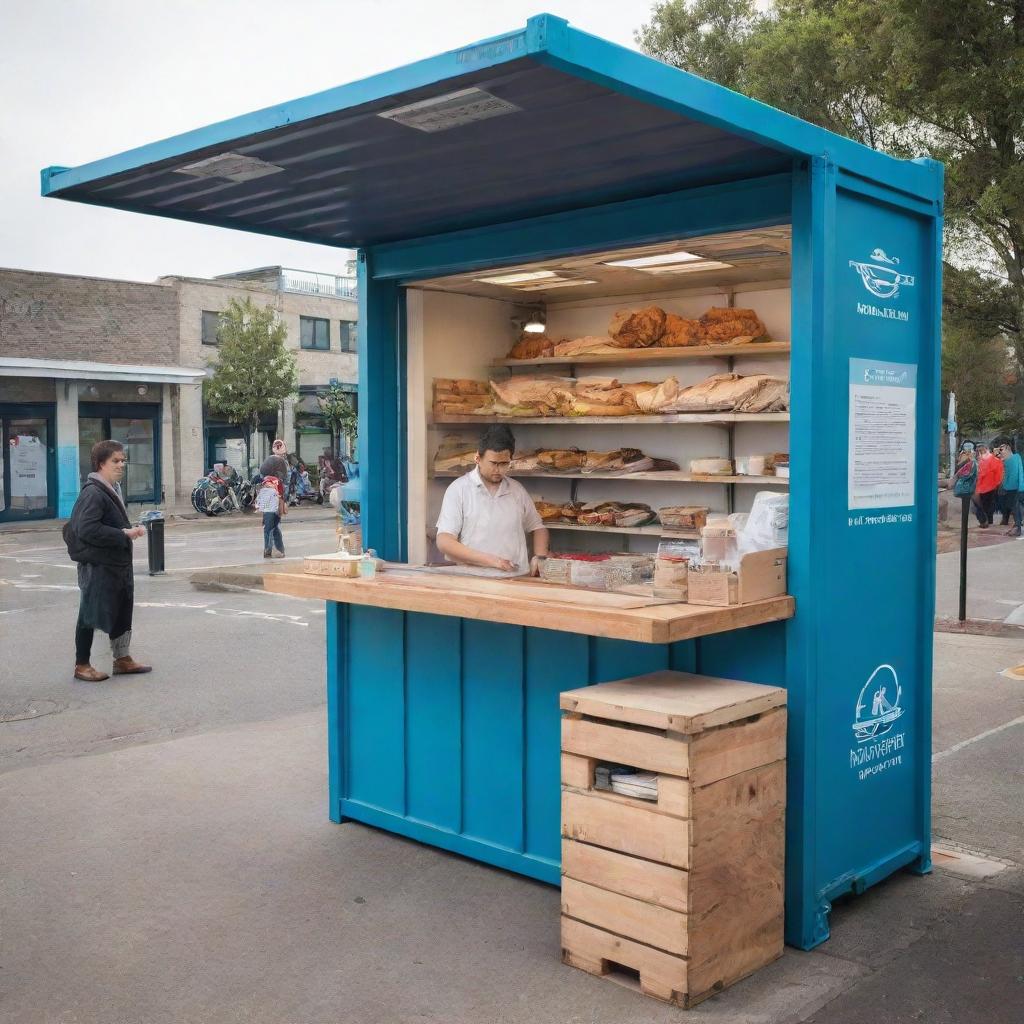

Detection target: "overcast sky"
[0, 0, 655, 284]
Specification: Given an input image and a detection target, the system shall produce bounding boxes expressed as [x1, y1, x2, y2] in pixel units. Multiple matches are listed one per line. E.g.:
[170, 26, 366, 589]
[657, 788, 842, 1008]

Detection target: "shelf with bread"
[429, 411, 790, 425]
[493, 340, 791, 368]
[545, 522, 700, 540]
[431, 468, 787, 486]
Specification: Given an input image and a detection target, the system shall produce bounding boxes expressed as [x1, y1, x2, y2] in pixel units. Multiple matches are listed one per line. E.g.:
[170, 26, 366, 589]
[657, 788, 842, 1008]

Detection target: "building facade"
[0, 265, 357, 522]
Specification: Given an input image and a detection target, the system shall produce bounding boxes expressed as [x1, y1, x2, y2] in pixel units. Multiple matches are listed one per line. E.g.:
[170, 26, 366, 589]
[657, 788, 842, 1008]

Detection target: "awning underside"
[45, 59, 790, 249]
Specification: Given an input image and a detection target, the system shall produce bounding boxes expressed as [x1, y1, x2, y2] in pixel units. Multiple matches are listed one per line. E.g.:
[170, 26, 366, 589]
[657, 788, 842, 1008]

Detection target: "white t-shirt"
[435, 468, 544, 572]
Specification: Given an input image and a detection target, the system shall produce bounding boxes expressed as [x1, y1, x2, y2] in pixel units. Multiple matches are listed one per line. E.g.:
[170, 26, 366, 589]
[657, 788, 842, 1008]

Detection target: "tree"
[637, 0, 1024, 424]
[203, 297, 298, 474]
[317, 382, 358, 457]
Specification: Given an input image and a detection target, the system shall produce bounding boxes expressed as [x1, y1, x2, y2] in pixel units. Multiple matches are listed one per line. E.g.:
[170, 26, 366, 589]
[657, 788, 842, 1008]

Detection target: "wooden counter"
[265, 569, 794, 644]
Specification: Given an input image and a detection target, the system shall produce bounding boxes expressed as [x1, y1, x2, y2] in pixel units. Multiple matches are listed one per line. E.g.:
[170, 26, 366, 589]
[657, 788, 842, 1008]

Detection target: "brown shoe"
[113, 657, 152, 675]
[74, 664, 110, 682]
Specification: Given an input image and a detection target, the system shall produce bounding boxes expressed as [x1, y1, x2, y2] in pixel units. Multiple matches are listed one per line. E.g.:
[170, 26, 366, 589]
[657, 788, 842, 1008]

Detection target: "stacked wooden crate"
[560, 671, 787, 1009]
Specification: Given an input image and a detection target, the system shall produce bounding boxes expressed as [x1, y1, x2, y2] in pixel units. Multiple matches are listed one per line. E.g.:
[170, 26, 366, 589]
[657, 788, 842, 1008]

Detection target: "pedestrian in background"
[973, 442, 1003, 528]
[64, 440, 151, 681]
[256, 474, 287, 558]
[259, 439, 290, 493]
[997, 442, 1022, 537]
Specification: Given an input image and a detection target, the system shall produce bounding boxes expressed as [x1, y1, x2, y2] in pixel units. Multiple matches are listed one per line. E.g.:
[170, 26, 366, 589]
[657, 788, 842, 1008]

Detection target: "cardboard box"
[686, 548, 787, 606]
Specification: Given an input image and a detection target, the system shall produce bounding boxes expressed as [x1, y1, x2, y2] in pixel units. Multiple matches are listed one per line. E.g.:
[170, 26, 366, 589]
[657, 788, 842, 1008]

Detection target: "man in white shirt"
[436, 425, 550, 575]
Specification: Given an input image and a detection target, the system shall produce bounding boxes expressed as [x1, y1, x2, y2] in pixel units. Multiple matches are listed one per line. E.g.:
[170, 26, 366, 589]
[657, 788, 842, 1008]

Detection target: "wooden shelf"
[492, 341, 791, 368]
[431, 469, 788, 487]
[429, 412, 790, 426]
[547, 522, 699, 539]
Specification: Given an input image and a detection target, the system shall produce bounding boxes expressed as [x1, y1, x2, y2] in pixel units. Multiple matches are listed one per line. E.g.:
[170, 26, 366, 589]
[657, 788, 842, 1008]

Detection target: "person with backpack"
[64, 439, 152, 682]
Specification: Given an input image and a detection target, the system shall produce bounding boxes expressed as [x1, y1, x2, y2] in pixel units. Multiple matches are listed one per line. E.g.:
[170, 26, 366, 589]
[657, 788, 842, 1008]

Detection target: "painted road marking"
[932, 713, 1024, 762]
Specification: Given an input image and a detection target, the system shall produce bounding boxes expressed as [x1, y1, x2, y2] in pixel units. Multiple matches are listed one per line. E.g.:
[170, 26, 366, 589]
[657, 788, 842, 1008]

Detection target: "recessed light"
[513, 278, 598, 291]
[604, 250, 705, 269]
[379, 88, 521, 133]
[474, 270, 559, 286]
[643, 260, 734, 275]
[175, 153, 284, 182]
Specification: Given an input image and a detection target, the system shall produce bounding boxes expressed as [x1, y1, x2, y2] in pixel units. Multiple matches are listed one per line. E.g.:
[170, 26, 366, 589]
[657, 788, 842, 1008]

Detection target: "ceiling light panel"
[379, 88, 521, 133]
[603, 250, 705, 269]
[514, 278, 598, 291]
[473, 270, 559, 286]
[174, 153, 285, 182]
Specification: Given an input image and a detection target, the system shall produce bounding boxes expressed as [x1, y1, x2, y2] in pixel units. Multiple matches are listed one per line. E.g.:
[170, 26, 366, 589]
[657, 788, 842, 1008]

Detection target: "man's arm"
[528, 526, 550, 577]
[436, 533, 516, 572]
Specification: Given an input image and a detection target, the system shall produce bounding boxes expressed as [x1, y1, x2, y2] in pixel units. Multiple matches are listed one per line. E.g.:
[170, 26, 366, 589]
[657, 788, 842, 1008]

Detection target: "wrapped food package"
[434, 378, 490, 396]
[658, 506, 709, 530]
[774, 453, 790, 479]
[566, 381, 640, 416]
[552, 335, 621, 358]
[731, 375, 790, 413]
[507, 334, 554, 360]
[608, 306, 667, 347]
[653, 539, 697, 598]
[632, 376, 682, 413]
[689, 457, 734, 476]
[488, 375, 570, 415]
[698, 306, 768, 345]
[433, 378, 493, 416]
[510, 450, 541, 473]
[536, 448, 587, 472]
[734, 454, 775, 476]
[659, 313, 703, 347]
[613, 503, 657, 528]
[582, 448, 655, 474]
[433, 435, 478, 474]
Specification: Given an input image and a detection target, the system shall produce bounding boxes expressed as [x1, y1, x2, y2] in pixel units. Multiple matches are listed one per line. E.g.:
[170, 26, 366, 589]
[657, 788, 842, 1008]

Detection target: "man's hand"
[529, 555, 543, 577]
[491, 556, 517, 572]
[124, 526, 146, 540]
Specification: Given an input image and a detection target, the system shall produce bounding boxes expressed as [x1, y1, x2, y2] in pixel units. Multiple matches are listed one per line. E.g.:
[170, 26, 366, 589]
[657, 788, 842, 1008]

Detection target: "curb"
[190, 560, 304, 591]
[934, 617, 1024, 638]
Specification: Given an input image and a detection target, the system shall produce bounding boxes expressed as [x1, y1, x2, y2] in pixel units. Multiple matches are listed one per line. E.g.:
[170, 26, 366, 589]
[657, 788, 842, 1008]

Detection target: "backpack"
[953, 459, 977, 498]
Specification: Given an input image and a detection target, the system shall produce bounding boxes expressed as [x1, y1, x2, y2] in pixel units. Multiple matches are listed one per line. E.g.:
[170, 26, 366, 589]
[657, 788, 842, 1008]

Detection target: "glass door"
[111, 418, 156, 501]
[78, 403, 160, 504]
[0, 404, 56, 522]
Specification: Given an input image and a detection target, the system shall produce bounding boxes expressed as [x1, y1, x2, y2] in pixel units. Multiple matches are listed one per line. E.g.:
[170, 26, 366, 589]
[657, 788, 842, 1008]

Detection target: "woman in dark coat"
[66, 440, 152, 681]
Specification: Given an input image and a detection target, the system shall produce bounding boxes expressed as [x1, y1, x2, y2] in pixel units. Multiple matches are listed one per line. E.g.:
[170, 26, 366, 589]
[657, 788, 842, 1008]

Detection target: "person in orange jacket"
[973, 442, 1004, 528]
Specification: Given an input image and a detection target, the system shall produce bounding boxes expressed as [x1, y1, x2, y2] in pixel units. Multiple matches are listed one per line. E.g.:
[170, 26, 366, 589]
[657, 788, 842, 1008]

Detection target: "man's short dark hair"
[478, 424, 516, 456]
[90, 439, 125, 472]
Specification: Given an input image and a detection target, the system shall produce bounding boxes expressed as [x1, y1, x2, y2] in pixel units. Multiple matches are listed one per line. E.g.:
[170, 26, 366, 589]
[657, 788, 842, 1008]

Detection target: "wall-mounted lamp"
[137, 384, 149, 396]
[512, 306, 547, 335]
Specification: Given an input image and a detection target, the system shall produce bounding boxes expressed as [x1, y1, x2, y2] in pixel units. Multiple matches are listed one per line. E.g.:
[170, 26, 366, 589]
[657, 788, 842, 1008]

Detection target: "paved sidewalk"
[2, 631, 1022, 1023]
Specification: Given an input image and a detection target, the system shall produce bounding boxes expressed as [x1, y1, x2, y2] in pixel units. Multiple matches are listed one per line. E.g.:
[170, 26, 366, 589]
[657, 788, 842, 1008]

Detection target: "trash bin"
[140, 510, 165, 575]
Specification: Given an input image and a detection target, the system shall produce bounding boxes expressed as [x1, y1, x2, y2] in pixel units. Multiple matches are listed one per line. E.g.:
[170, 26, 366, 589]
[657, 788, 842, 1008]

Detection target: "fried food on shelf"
[613, 503, 658, 527]
[658, 506, 709, 530]
[660, 313, 703, 347]
[559, 501, 584, 523]
[577, 503, 618, 526]
[608, 306, 667, 347]
[698, 307, 768, 345]
[507, 334, 554, 360]
[534, 500, 564, 522]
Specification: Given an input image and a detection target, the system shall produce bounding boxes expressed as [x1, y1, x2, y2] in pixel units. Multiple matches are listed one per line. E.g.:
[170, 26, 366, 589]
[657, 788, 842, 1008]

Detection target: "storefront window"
[78, 403, 160, 503]
[0, 404, 55, 522]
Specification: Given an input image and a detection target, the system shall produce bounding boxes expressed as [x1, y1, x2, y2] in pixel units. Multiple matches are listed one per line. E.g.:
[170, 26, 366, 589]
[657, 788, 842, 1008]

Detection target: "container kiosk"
[42, 14, 943, 950]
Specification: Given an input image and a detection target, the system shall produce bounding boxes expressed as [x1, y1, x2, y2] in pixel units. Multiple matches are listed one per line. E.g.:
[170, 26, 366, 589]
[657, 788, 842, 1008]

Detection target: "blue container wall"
[329, 605, 785, 883]
[351, 165, 941, 949]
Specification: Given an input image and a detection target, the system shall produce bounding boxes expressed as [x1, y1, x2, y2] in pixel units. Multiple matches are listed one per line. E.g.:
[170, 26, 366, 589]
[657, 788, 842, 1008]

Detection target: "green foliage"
[316, 383, 358, 454]
[638, 0, 1024, 432]
[203, 298, 298, 469]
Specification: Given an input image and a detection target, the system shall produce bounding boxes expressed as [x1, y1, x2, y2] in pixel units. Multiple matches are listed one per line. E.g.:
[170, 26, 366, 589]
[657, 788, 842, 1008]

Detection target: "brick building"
[0, 265, 357, 522]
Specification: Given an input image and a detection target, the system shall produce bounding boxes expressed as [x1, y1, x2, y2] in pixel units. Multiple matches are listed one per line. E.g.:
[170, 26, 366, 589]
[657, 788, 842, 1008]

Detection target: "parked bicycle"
[190, 465, 256, 517]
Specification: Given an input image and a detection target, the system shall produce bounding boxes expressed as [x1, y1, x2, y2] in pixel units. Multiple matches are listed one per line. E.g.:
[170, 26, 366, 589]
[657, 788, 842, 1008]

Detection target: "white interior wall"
[407, 278, 791, 561]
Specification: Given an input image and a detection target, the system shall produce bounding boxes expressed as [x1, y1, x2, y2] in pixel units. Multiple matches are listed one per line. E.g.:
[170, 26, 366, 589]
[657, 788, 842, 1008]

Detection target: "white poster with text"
[848, 359, 917, 510]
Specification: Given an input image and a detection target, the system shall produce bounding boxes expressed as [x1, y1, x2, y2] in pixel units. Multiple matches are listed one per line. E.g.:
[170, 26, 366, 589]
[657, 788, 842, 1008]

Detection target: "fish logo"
[850, 249, 915, 300]
[852, 664, 904, 743]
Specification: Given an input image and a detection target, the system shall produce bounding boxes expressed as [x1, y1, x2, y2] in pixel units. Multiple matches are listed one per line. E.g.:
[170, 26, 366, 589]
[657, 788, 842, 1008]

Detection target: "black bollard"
[145, 515, 166, 575]
[958, 495, 969, 622]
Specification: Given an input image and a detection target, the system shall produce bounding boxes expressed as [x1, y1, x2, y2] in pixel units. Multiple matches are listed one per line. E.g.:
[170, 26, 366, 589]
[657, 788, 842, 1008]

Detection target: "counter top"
[264, 568, 795, 644]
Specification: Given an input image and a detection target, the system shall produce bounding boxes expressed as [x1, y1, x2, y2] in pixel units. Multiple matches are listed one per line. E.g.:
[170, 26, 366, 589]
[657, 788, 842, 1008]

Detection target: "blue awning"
[42, 14, 941, 250]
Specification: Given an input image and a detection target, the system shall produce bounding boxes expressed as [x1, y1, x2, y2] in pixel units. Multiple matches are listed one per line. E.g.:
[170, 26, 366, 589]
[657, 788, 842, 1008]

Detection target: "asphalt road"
[0, 511, 338, 774]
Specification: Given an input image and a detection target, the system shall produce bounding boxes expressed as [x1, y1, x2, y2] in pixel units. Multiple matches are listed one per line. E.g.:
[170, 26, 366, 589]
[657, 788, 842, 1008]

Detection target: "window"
[300, 316, 330, 351]
[339, 320, 357, 353]
[201, 310, 221, 345]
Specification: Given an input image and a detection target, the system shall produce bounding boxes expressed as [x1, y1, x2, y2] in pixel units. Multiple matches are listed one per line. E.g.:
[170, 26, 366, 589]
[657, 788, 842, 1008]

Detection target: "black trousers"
[973, 489, 998, 526]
